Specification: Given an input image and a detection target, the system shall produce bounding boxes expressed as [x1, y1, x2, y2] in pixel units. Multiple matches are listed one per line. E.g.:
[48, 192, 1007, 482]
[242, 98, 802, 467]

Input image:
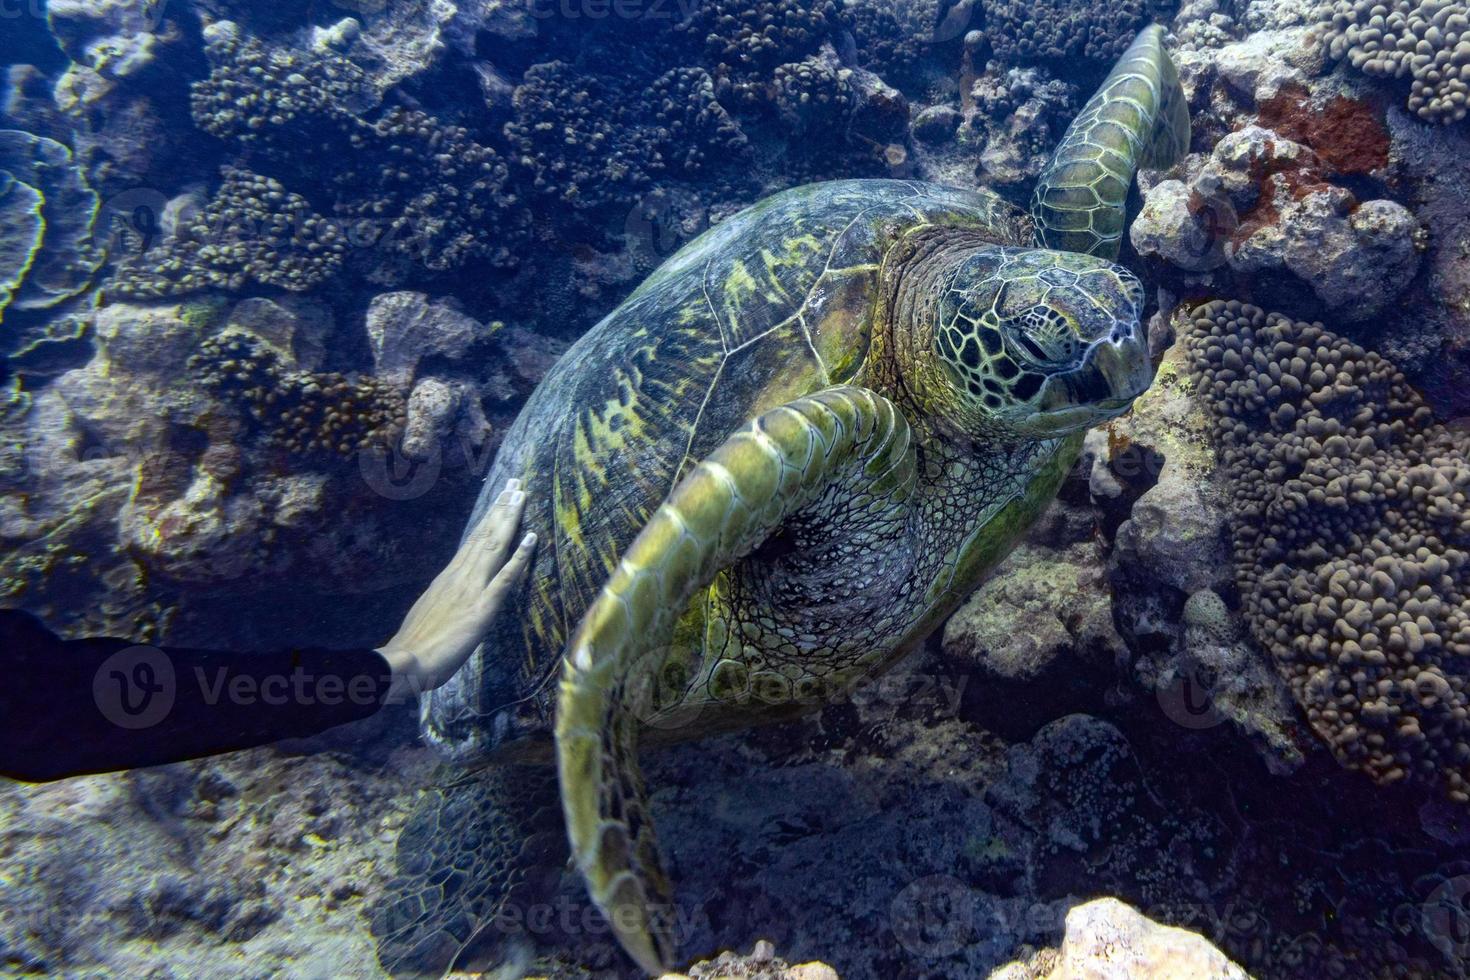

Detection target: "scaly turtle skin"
[374, 25, 1189, 977]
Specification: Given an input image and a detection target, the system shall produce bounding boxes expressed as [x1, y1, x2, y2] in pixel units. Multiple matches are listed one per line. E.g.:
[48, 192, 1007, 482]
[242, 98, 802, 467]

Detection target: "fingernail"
[507, 478, 521, 492]
[512, 491, 526, 505]
[522, 532, 537, 547]
[497, 489, 511, 504]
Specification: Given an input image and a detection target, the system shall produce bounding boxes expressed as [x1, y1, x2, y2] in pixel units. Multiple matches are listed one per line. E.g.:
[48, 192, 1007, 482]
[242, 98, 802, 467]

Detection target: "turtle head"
[928, 246, 1151, 438]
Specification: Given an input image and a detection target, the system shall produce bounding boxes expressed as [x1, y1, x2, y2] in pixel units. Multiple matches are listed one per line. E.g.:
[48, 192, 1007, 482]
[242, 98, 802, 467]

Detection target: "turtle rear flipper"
[1031, 24, 1191, 259]
[372, 765, 565, 978]
[556, 385, 917, 974]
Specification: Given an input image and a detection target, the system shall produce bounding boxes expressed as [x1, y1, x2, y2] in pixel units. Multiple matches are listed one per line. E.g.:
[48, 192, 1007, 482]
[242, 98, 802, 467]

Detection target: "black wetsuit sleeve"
[0, 609, 395, 782]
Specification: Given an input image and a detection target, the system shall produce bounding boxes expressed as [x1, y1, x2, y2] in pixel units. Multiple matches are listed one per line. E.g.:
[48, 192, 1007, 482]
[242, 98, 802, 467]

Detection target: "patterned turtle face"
[933, 246, 1151, 436]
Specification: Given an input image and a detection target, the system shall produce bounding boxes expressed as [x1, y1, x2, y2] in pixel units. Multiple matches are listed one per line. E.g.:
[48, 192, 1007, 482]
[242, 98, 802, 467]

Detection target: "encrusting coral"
[0, 172, 44, 318]
[1319, 0, 1470, 124]
[191, 331, 405, 460]
[1188, 300, 1470, 804]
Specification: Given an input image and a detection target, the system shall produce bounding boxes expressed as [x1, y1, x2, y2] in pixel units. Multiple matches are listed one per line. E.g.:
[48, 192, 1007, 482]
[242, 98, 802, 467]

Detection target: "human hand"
[379, 479, 536, 699]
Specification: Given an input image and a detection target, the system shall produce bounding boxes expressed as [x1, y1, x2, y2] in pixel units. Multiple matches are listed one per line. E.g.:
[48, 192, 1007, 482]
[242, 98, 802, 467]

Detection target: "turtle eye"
[1009, 306, 1083, 368]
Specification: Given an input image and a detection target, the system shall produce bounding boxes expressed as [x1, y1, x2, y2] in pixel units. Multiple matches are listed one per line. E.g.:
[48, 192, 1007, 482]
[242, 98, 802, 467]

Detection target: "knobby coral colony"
[1189, 301, 1470, 804]
[1321, 0, 1470, 124]
[682, 0, 845, 75]
[109, 25, 519, 298]
[985, 0, 1156, 65]
[192, 333, 405, 460]
[109, 167, 347, 298]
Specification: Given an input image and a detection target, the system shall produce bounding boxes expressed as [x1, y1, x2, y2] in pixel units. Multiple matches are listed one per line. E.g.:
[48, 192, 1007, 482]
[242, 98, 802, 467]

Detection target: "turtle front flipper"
[555, 385, 917, 974]
[372, 765, 565, 978]
[1031, 23, 1191, 258]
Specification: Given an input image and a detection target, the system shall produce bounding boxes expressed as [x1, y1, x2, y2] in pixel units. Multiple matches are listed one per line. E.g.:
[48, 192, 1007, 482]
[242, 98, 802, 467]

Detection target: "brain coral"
[1188, 300, 1470, 803]
[1321, 0, 1470, 123]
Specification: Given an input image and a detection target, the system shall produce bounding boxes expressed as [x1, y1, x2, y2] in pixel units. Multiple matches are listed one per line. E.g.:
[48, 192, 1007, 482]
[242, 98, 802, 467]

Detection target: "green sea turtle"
[374, 25, 1189, 976]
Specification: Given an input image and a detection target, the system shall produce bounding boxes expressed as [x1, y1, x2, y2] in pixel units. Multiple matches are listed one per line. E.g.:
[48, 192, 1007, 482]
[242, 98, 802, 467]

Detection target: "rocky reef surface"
[3, 0, 1470, 978]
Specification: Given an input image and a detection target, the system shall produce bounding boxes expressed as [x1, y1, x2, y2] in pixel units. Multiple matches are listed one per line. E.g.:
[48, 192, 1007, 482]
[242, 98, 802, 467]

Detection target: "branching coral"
[108, 167, 347, 298]
[192, 332, 406, 459]
[986, 0, 1157, 65]
[1189, 301, 1470, 803]
[1320, 0, 1470, 123]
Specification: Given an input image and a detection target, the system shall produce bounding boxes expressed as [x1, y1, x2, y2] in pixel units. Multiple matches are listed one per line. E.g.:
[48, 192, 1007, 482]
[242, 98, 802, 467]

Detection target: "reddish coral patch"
[1258, 84, 1391, 176]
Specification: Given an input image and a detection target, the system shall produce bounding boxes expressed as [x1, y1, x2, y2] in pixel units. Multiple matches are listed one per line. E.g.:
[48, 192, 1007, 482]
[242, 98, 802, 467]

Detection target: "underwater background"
[3, 0, 1470, 977]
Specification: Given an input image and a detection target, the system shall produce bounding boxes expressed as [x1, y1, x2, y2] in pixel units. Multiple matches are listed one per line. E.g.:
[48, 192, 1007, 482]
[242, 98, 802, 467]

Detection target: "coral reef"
[1188, 300, 1470, 803]
[108, 167, 348, 298]
[1320, 0, 1470, 123]
[681, 0, 844, 76]
[991, 898, 1250, 980]
[967, 68, 1079, 191]
[841, 0, 962, 91]
[505, 61, 655, 209]
[1130, 124, 1419, 321]
[5, 2, 1470, 979]
[985, 0, 1158, 66]
[773, 59, 856, 132]
[336, 106, 518, 271]
[646, 68, 749, 175]
[192, 332, 406, 460]
[667, 940, 838, 979]
[0, 128, 102, 318]
[188, 27, 371, 151]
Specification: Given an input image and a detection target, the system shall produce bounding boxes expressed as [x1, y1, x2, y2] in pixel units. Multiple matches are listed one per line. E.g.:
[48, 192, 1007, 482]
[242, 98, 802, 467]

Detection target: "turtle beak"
[1021, 328, 1152, 434]
[1091, 333, 1153, 405]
